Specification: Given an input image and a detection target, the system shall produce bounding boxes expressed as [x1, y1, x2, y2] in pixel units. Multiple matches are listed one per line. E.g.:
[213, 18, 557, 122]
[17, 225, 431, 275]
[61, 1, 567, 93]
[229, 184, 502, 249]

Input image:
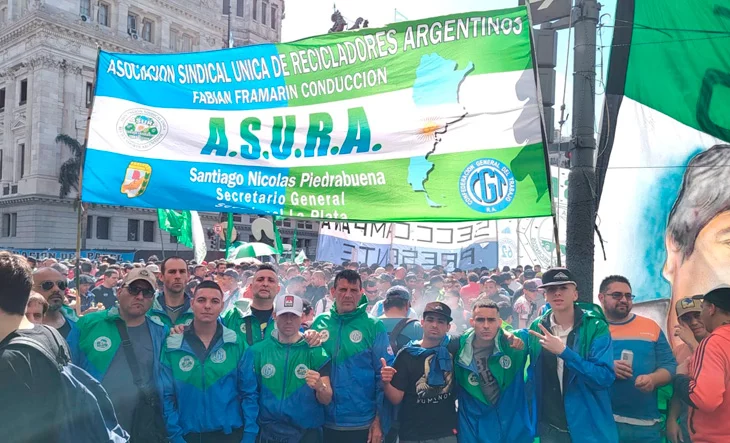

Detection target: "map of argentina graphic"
[408, 54, 474, 207]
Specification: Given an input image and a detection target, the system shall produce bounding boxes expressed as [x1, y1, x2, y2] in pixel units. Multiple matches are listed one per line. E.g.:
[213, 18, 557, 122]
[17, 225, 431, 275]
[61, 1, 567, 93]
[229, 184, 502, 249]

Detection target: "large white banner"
[316, 221, 498, 270]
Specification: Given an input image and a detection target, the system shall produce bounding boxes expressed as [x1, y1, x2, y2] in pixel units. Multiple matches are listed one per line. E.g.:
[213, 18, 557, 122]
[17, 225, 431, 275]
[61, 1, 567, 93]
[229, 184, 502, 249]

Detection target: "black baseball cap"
[422, 301, 452, 322]
[693, 286, 730, 311]
[538, 267, 577, 288]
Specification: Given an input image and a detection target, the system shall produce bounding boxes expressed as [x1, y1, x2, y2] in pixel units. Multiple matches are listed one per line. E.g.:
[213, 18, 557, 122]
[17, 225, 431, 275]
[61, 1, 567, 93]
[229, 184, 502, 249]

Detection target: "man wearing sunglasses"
[32, 267, 76, 340]
[69, 267, 168, 440]
[598, 275, 676, 443]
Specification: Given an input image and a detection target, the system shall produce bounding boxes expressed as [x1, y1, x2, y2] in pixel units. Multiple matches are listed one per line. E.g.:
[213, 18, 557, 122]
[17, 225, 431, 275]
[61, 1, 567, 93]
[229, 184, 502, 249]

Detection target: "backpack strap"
[389, 318, 418, 353]
[245, 316, 254, 347]
[114, 319, 145, 389]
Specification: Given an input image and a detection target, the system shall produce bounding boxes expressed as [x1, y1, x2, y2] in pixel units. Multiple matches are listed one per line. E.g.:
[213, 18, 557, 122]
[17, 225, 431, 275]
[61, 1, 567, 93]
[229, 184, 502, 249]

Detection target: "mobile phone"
[621, 349, 634, 366]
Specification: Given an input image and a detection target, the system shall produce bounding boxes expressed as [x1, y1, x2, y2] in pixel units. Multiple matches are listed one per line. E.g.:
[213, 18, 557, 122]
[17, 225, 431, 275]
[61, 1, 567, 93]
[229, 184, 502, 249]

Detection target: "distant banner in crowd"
[595, 0, 729, 337]
[316, 221, 498, 270]
[1, 248, 135, 262]
[497, 166, 567, 268]
[82, 7, 552, 222]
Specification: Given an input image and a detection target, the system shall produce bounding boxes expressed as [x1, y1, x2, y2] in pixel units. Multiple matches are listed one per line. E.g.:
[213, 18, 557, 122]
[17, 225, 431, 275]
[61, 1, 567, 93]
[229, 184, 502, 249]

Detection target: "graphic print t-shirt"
[390, 342, 459, 441]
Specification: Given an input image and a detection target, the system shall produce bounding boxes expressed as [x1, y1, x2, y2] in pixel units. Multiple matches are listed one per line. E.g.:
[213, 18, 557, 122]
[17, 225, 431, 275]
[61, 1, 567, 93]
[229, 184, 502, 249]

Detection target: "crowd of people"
[0, 252, 728, 443]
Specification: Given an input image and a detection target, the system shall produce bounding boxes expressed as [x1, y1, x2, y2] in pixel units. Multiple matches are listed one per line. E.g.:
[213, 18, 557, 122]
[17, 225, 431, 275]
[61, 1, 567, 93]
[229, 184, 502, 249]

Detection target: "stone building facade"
[0, 0, 319, 260]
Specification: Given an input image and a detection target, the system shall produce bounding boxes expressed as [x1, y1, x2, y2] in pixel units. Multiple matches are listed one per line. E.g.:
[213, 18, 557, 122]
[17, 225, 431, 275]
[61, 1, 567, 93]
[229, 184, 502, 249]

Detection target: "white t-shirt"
[550, 313, 573, 393]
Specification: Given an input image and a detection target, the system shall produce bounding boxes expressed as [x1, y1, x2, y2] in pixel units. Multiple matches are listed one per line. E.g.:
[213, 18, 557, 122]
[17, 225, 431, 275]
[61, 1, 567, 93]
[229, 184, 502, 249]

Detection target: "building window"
[283, 219, 291, 227]
[19, 79, 27, 105]
[2, 213, 17, 237]
[271, 5, 277, 29]
[127, 219, 139, 241]
[252, 0, 257, 20]
[297, 221, 314, 230]
[141, 19, 153, 42]
[182, 34, 192, 52]
[18, 143, 25, 179]
[0, 150, 3, 181]
[79, 0, 90, 17]
[85, 82, 93, 108]
[261, 1, 268, 25]
[237, 0, 244, 17]
[170, 29, 179, 50]
[97, 3, 110, 27]
[86, 215, 93, 239]
[169, 235, 178, 244]
[96, 216, 111, 240]
[223, 0, 230, 13]
[0, 88, 5, 112]
[1, 7, 7, 26]
[143, 220, 154, 242]
[127, 13, 138, 36]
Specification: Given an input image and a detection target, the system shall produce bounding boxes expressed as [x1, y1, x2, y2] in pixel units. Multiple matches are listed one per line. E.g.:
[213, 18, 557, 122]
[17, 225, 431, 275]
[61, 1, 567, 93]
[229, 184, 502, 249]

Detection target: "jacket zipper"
[279, 345, 291, 415]
[331, 319, 343, 425]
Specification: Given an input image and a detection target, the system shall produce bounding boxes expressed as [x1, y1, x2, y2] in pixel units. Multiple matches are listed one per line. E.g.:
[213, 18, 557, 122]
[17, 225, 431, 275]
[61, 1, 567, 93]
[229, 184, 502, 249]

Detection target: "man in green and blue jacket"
[68, 267, 168, 436]
[223, 264, 278, 348]
[159, 280, 257, 443]
[456, 299, 532, 443]
[242, 294, 333, 443]
[526, 268, 617, 443]
[148, 257, 194, 327]
[310, 270, 394, 443]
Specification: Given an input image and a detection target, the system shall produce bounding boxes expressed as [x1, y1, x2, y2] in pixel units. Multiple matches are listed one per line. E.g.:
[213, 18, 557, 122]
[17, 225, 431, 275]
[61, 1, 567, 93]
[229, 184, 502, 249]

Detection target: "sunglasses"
[125, 285, 156, 298]
[40, 280, 67, 291]
[607, 292, 635, 301]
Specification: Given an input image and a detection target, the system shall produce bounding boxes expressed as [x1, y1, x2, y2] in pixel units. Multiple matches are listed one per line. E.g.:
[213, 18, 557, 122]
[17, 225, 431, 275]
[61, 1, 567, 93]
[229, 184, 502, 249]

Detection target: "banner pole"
[159, 228, 166, 260]
[74, 46, 101, 318]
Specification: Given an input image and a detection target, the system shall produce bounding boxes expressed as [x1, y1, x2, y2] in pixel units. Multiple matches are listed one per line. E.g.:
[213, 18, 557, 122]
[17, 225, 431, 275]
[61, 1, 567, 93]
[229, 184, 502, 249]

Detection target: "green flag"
[272, 215, 284, 253]
[157, 209, 193, 248]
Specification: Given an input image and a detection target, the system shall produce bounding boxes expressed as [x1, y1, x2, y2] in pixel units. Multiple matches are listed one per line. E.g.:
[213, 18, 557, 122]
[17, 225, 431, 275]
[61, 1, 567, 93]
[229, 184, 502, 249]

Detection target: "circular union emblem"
[349, 330, 363, 344]
[295, 364, 309, 379]
[459, 158, 516, 213]
[319, 330, 330, 343]
[210, 349, 227, 364]
[179, 355, 195, 372]
[499, 355, 512, 369]
[468, 373, 479, 386]
[262, 363, 276, 379]
[93, 336, 111, 352]
[116, 108, 168, 151]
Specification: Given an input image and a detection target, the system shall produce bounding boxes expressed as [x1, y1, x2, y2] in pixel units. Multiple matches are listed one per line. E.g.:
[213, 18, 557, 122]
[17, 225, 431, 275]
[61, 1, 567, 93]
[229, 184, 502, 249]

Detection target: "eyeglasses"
[125, 285, 156, 298]
[40, 280, 67, 291]
[607, 292, 635, 301]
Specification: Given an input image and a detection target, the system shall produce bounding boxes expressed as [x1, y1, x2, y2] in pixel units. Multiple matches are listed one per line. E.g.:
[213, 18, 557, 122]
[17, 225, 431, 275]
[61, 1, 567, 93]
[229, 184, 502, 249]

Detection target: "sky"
[281, 0, 619, 136]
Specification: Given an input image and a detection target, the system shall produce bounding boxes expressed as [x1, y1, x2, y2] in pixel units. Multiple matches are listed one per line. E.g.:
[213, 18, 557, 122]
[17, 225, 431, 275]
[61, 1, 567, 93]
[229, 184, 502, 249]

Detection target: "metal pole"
[567, 0, 599, 302]
[159, 228, 166, 260]
[227, 1, 234, 48]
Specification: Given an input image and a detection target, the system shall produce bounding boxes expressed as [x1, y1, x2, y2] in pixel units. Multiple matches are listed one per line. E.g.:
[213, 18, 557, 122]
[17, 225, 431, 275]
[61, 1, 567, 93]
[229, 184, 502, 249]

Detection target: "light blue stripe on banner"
[81, 149, 289, 215]
[96, 47, 288, 111]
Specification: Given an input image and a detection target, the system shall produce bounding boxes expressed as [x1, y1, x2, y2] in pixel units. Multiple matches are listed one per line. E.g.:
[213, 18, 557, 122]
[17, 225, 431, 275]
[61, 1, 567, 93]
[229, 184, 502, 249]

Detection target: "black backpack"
[2, 326, 129, 443]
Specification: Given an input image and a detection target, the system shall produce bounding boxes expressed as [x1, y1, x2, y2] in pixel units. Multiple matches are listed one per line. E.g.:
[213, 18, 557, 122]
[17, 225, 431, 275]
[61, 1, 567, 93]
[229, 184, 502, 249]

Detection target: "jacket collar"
[166, 319, 236, 350]
[458, 327, 505, 367]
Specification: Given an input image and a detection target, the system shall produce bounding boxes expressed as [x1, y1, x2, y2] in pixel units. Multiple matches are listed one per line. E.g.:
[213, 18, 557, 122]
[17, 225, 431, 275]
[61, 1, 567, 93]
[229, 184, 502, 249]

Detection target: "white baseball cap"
[275, 294, 304, 316]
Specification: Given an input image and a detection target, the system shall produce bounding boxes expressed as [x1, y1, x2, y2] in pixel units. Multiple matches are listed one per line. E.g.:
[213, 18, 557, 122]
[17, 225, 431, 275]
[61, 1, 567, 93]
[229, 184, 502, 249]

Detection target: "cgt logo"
[459, 158, 516, 214]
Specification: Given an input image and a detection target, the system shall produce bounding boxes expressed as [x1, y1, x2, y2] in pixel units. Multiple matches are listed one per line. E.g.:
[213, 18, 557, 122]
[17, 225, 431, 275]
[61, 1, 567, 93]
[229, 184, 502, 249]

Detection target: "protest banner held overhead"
[82, 6, 552, 222]
[316, 221, 498, 270]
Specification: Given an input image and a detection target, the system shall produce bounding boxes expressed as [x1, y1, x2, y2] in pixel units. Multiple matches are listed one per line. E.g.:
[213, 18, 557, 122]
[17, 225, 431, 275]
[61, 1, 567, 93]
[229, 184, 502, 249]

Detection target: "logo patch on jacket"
[211, 349, 227, 364]
[179, 355, 195, 372]
[350, 330, 363, 343]
[94, 336, 112, 352]
[262, 363, 276, 378]
[499, 355, 512, 369]
[295, 364, 308, 379]
[320, 330, 330, 343]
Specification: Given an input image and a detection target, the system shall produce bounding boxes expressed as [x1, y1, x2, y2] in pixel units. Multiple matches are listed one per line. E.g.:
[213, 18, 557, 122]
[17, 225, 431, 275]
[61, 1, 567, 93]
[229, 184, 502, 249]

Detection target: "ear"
[663, 234, 681, 283]
[598, 293, 605, 305]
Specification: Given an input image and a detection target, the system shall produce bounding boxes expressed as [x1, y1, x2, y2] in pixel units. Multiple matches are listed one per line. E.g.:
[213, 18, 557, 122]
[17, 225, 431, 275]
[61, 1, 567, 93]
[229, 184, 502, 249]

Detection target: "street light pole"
[567, 0, 600, 302]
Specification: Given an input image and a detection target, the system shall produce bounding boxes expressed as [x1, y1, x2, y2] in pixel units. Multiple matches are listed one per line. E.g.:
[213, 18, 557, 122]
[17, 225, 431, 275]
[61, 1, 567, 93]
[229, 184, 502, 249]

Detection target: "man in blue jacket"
[159, 280, 256, 443]
[310, 270, 394, 443]
[527, 268, 617, 443]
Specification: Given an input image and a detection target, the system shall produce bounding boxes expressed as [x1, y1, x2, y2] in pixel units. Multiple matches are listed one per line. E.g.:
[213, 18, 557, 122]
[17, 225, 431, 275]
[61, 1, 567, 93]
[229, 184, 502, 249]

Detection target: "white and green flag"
[83, 7, 551, 222]
[157, 209, 207, 262]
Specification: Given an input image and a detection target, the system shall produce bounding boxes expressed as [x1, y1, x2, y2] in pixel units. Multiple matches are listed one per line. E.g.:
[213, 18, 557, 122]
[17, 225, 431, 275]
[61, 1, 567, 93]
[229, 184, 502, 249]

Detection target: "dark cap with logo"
[538, 267, 576, 289]
[693, 286, 730, 311]
[422, 301, 453, 322]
